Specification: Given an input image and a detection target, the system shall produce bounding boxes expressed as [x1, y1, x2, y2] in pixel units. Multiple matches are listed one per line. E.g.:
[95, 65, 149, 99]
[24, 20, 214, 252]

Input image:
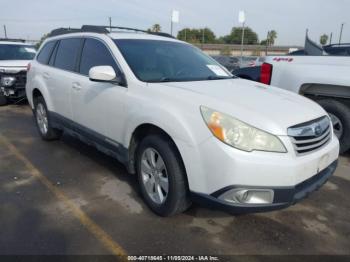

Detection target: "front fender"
[122, 104, 211, 191]
[123, 108, 201, 149]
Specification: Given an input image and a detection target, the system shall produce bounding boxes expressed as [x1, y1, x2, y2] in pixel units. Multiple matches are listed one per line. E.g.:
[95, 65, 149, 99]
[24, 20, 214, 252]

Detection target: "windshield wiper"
[206, 76, 232, 80]
[158, 77, 175, 82]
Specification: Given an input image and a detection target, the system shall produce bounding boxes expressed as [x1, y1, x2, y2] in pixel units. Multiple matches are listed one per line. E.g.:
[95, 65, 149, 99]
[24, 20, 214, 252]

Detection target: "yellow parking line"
[0, 134, 127, 257]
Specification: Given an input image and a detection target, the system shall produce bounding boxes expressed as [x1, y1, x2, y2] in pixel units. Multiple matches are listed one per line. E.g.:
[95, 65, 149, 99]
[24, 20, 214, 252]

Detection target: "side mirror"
[89, 66, 116, 82]
[89, 66, 127, 87]
[88, 65, 127, 87]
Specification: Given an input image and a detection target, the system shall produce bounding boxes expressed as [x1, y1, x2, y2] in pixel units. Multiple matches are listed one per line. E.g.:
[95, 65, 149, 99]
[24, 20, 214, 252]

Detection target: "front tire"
[318, 99, 350, 154]
[0, 94, 7, 106]
[136, 134, 191, 216]
[34, 96, 62, 140]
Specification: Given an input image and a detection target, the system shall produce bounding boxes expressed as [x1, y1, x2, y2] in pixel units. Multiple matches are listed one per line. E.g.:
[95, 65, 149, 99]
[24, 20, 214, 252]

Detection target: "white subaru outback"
[26, 26, 339, 216]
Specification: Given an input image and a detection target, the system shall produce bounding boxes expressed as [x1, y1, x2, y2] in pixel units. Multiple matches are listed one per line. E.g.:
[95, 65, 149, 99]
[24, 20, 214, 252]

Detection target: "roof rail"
[0, 38, 26, 43]
[48, 26, 109, 37]
[324, 43, 350, 47]
[48, 25, 174, 39]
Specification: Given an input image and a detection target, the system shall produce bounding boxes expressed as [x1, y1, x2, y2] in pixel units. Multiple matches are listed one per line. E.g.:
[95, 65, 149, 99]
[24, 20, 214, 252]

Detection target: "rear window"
[37, 41, 56, 64]
[54, 38, 82, 72]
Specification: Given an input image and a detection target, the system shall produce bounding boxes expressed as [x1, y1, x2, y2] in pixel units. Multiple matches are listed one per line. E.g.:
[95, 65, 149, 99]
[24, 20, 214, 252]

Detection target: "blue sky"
[0, 0, 349, 45]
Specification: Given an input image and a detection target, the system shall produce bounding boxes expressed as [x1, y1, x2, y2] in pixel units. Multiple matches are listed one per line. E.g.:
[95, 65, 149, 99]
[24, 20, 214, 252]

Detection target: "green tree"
[222, 27, 259, 45]
[260, 39, 268, 46]
[148, 24, 162, 32]
[320, 34, 329, 45]
[177, 28, 216, 44]
[35, 33, 49, 49]
[267, 30, 277, 46]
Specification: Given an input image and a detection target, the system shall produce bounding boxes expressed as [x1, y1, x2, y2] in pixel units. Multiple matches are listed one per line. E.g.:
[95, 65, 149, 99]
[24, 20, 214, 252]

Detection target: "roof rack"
[48, 25, 174, 39]
[0, 38, 26, 43]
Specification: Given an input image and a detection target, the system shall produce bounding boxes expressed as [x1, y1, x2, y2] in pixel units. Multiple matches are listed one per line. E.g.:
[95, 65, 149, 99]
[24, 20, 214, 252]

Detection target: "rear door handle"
[72, 82, 82, 91]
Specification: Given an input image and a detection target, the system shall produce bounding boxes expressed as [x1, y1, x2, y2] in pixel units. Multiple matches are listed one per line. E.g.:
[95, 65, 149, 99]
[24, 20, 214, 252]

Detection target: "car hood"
[0, 60, 30, 73]
[158, 78, 327, 136]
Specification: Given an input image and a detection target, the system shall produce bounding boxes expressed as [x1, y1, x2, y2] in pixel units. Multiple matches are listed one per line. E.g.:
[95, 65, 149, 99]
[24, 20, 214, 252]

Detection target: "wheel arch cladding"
[127, 123, 189, 187]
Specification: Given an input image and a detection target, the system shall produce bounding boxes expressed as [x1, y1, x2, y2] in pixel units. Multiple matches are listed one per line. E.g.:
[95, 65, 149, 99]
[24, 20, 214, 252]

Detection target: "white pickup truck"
[234, 56, 350, 154]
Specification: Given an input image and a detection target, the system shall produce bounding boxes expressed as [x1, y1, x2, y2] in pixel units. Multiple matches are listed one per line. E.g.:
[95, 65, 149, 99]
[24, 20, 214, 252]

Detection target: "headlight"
[200, 106, 287, 153]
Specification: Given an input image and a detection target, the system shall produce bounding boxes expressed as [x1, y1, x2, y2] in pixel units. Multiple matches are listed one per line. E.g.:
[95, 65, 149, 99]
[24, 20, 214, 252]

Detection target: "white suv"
[26, 26, 339, 216]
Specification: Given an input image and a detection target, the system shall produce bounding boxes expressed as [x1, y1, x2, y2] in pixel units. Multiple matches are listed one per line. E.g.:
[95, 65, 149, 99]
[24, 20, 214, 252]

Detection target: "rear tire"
[0, 94, 7, 106]
[34, 96, 62, 141]
[318, 99, 350, 154]
[136, 134, 191, 216]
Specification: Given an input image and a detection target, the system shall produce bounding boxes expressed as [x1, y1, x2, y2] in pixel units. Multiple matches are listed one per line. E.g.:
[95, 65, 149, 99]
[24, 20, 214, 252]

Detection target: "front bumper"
[0, 70, 27, 100]
[191, 160, 338, 213]
[1, 86, 26, 99]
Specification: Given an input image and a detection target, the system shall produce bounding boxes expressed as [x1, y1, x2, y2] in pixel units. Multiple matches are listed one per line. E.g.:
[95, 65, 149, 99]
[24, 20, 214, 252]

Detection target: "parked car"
[323, 43, 350, 56]
[252, 56, 266, 67]
[0, 39, 36, 105]
[289, 44, 350, 56]
[26, 25, 339, 216]
[238, 56, 258, 68]
[233, 56, 350, 154]
[211, 55, 240, 72]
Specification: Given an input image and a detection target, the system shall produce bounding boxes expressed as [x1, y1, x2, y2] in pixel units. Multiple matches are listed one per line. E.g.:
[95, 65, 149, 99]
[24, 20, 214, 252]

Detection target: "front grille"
[0, 70, 27, 89]
[288, 116, 332, 155]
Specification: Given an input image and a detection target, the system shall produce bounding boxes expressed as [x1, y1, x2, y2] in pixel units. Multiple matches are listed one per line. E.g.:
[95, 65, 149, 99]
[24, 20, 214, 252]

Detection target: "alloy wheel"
[140, 148, 169, 205]
[36, 103, 48, 135]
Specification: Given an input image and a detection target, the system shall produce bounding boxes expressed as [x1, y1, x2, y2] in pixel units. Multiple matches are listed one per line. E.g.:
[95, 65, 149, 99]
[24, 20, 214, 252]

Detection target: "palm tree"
[151, 24, 161, 33]
[267, 30, 277, 46]
[320, 34, 329, 46]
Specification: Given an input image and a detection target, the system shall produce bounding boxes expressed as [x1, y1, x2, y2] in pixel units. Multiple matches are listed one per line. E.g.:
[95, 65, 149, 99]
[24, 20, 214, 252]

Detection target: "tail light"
[27, 63, 31, 72]
[260, 63, 273, 85]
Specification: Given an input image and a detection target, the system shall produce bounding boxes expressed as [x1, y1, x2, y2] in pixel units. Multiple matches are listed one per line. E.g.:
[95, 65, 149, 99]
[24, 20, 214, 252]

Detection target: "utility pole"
[238, 11, 246, 63]
[265, 31, 270, 56]
[202, 28, 205, 48]
[3, 25, 7, 38]
[240, 22, 245, 62]
[339, 23, 345, 44]
[109, 17, 112, 32]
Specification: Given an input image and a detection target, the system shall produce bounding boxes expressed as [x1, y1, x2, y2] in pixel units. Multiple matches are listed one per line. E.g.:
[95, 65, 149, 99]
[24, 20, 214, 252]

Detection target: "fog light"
[218, 188, 274, 204]
[1, 76, 16, 87]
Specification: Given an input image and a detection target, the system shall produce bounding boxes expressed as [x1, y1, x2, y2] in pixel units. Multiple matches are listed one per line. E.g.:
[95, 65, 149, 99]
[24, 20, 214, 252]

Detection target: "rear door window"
[37, 41, 56, 64]
[54, 38, 82, 72]
[79, 38, 118, 76]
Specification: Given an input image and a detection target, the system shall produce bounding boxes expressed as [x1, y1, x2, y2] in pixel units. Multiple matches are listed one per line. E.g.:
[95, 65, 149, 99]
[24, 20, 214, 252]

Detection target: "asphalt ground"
[0, 104, 350, 258]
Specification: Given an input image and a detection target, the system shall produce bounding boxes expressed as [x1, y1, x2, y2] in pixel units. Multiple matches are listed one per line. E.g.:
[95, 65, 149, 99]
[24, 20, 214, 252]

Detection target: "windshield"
[114, 39, 232, 82]
[0, 44, 36, 60]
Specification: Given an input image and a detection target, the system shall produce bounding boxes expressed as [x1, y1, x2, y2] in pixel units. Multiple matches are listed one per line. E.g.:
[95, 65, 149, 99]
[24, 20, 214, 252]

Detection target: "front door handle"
[72, 82, 82, 91]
